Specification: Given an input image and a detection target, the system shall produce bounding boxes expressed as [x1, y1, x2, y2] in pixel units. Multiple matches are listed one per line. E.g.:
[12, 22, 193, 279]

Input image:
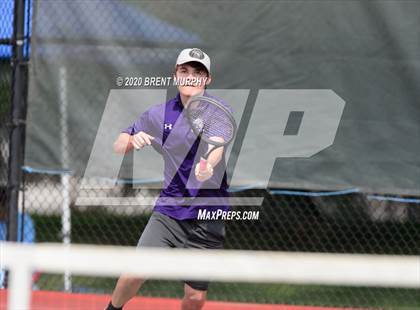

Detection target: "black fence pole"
[7, 0, 27, 242]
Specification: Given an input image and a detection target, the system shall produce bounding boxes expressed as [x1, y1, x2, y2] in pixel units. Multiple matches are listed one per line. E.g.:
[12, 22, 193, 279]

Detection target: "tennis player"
[106, 48, 231, 310]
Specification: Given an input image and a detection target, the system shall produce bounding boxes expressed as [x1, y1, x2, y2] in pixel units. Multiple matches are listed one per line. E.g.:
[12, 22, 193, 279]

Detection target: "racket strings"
[188, 100, 234, 143]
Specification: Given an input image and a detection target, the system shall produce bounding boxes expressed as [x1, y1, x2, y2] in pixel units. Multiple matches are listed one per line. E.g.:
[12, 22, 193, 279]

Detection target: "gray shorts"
[137, 211, 225, 291]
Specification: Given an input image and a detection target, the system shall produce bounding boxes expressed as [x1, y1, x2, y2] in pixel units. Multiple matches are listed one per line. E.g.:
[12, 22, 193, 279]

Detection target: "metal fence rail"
[2, 242, 420, 310]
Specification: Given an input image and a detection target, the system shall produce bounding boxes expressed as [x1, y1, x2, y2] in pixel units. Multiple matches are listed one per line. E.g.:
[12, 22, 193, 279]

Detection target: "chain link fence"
[2, 1, 420, 309]
[22, 176, 420, 308]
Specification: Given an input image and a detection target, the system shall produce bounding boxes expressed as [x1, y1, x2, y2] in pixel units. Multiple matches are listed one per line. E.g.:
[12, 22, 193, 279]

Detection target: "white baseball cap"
[175, 48, 211, 74]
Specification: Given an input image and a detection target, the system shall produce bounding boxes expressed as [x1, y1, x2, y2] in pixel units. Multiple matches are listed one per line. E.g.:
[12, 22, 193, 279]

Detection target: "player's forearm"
[113, 133, 134, 154]
[206, 146, 224, 168]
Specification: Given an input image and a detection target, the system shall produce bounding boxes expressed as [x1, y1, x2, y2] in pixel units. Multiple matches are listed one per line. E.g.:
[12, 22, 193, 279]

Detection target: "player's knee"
[182, 287, 206, 310]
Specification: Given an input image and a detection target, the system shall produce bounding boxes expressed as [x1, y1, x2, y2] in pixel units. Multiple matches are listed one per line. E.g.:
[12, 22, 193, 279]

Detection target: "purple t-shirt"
[123, 93, 230, 220]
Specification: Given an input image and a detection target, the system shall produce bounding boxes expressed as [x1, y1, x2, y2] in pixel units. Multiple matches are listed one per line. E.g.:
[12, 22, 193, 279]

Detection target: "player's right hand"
[131, 131, 154, 150]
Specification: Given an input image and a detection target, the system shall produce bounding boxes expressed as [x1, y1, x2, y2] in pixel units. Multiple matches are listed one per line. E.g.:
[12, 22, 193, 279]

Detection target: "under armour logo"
[164, 123, 173, 130]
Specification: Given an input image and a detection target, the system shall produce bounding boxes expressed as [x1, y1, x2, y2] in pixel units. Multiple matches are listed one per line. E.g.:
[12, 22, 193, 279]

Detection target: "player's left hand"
[195, 162, 213, 182]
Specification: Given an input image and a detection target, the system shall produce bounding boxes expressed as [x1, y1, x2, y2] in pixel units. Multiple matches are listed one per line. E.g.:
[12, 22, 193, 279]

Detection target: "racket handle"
[199, 158, 207, 171]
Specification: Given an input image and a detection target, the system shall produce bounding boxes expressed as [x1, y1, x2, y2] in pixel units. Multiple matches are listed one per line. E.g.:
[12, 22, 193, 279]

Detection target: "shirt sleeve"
[122, 110, 151, 135]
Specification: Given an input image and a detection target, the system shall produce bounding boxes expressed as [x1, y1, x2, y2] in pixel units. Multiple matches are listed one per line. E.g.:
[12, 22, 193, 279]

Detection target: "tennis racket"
[186, 95, 237, 172]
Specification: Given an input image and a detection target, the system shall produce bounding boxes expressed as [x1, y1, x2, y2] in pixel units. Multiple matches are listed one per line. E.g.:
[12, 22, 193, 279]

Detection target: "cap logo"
[189, 48, 205, 60]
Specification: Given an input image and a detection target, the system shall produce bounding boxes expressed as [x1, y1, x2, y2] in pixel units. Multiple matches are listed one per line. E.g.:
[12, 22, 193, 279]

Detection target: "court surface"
[0, 290, 363, 310]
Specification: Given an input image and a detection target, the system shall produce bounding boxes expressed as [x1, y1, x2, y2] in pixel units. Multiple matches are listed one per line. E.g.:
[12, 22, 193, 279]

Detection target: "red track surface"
[0, 290, 360, 310]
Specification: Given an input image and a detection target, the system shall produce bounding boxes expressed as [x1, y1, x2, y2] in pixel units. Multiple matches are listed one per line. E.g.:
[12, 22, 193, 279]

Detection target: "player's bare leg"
[181, 283, 207, 310]
[109, 275, 145, 308]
